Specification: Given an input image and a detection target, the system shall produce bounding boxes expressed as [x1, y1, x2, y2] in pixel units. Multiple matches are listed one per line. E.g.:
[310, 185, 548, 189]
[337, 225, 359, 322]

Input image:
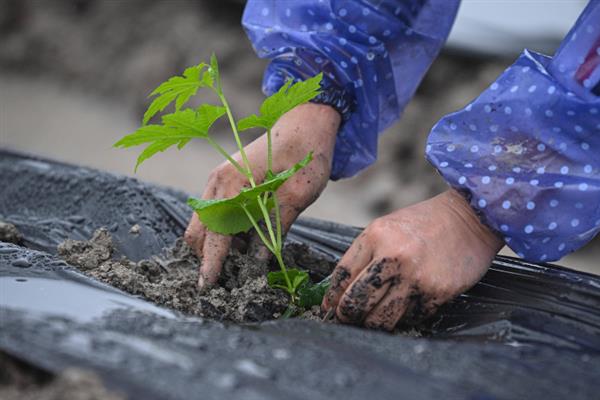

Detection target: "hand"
[185, 103, 341, 288]
[321, 189, 504, 331]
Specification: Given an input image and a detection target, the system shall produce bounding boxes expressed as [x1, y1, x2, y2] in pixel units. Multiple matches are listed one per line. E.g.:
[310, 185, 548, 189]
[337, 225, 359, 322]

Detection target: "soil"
[57, 228, 333, 323]
[0, 352, 124, 400]
[0, 222, 23, 245]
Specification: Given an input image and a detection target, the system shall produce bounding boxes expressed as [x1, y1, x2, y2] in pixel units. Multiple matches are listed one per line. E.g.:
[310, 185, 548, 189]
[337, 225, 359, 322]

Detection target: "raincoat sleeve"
[426, 1, 600, 262]
[242, 0, 460, 180]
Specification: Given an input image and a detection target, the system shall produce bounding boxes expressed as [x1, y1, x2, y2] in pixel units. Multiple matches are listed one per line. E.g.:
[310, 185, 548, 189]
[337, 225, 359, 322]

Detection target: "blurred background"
[0, 0, 597, 272]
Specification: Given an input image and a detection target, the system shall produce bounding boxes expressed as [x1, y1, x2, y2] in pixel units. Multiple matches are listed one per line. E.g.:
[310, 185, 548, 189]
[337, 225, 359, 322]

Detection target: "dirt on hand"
[57, 228, 292, 323]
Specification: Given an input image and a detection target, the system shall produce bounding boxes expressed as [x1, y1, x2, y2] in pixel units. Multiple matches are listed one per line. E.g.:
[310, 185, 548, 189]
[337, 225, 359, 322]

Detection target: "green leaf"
[268, 269, 309, 294]
[298, 278, 330, 308]
[187, 152, 312, 235]
[143, 63, 210, 125]
[237, 73, 323, 132]
[114, 105, 226, 171]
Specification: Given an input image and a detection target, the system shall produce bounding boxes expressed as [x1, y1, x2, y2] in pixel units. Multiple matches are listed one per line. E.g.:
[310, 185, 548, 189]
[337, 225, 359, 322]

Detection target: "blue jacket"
[242, 0, 600, 262]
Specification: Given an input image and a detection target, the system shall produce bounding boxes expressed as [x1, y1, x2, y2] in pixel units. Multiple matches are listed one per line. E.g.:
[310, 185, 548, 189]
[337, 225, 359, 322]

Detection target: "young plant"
[114, 55, 328, 307]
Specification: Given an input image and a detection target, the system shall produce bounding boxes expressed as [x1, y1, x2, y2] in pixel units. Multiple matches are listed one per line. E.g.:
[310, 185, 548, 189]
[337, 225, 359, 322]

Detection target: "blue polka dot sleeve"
[242, 0, 460, 179]
[427, 2, 600, 262]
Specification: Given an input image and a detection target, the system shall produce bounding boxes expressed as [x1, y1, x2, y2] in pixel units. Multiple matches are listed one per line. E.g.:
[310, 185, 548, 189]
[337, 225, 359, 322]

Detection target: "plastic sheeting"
[1, 149, 599, 399]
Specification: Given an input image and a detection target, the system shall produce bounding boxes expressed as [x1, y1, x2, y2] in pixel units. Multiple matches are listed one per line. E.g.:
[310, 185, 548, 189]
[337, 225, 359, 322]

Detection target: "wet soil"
[58, 228, 332, 323]
[0, 222, 23, 245]
[0, 352, 124, 400]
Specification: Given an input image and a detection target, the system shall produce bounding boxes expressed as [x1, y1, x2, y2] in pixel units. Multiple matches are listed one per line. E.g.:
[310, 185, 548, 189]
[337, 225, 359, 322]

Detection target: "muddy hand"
[321, 189, 504, 330]
[185, 103, 341, 288]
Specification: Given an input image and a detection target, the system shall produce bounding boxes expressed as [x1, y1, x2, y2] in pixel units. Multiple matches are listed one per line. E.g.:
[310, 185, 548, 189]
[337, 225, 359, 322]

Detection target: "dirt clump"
[58, 228, 289, 323]
[0, 352, 124, 400]
[0, 221, 23, 245]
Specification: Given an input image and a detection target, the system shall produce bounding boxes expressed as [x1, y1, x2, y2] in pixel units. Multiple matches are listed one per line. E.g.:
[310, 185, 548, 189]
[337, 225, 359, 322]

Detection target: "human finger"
[198, 231, 232, 288]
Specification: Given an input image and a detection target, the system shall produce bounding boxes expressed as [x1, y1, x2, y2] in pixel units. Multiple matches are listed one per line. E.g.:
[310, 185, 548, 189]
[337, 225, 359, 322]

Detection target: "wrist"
[440, 189, 504, 254]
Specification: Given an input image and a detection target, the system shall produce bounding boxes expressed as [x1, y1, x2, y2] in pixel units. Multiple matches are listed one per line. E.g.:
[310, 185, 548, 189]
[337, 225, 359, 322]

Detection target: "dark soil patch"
[58, 228, 334, 323]
[0, 352, 124, 400]
[0, 221, 23, 245]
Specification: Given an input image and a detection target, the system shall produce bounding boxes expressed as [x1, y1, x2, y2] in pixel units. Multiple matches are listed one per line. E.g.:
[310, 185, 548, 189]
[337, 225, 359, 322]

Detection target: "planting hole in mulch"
[0, 352, 124, 400]
[57, 228, 334, 323]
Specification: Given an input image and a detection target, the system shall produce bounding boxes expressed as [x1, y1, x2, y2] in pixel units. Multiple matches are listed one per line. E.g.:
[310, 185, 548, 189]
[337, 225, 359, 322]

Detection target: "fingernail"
[198, 274, 205, 289]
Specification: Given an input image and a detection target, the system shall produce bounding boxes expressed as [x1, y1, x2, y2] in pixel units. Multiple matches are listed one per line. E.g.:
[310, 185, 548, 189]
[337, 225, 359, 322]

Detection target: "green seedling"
[114, 54, 328, 308]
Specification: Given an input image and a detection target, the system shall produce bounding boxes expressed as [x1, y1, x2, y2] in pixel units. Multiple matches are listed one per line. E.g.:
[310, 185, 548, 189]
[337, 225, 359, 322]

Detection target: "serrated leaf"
[268, 269, 309, 294]
[187, 152, 312, 235]
[114, 105, 226, 171]
[237, 73, 323, 132]
[143, 63, 210, 125]
[298, 277, 330, 308]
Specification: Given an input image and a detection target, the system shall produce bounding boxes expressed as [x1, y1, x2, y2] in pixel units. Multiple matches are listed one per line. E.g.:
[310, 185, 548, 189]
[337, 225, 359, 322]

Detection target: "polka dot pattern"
[243, 0, 460, 179]
[427, 46, 600, 263]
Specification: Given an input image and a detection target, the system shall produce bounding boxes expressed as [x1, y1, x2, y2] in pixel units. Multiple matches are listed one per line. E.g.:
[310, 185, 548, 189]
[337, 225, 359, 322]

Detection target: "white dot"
[584, 164, 592, 173]
[501, 224, 509, 232]
[581, 142, 590, 150]
[513, 167, 521, 173]
[469, 124, 477, 131]
[478, 199, 487, 208]
[530, 179, 539, 186]
[510, 85, 519, 93]
[526, 201, 535, 210]
[536, 167, 545, 174]
[522, 66, 531, 73]
[502, 200, 511, 209]
[325, 22, 333, 30]
[340, 61, 348, 68]
[362, 7, 370, 15]
[261, 7, 270, 16]
[540, 254, 548, 261]
[338, 38, 347, 45]
[504, 107, 512, 115]
[440, 161, 449, 167]
[366, 52, 375, 60]
[351, 56, 358, 64]
[579, 183, 588, 191]
[348, 25, 356, 33]
[458, 176, 467, 184]
[491, 82, 499, 90]
[484, 105, 492, 113]
[545, 110, 554, 117]
[554, 181, 564, 188]
[383, 29, 391, 36]
[548, 222, 557, 230]
[524, 225, 534, 234]
[575, 125, 583, 133]
[368, 36, 377, 44]
[558, 243, 566, 251]
[450, 123, 457, 130]
[550, 199, 559, 207]
[528, 85, 537, 93]
[559, 142, 567, 151]
[490, 125, 499, 132]
[470, 145, 479, 153]
[488, 165, 497, 171]
[547, 86, 556, 94]
[446, 144, 455, 152]
[482, 176, 491, 184]
[494, 145, 502, 153]
[506, 177, 515, 185]
[560, 166, 569, 174]
[571, 219, 580, 227]
[339, 8, 347, 16]
[537, 143, 546, 151]
[465, 163, 473, 168]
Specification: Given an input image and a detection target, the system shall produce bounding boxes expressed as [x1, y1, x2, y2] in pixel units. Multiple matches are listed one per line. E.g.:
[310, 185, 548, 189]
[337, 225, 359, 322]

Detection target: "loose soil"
[58, 228, 333, 323]
[0, 352, 124, 400]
